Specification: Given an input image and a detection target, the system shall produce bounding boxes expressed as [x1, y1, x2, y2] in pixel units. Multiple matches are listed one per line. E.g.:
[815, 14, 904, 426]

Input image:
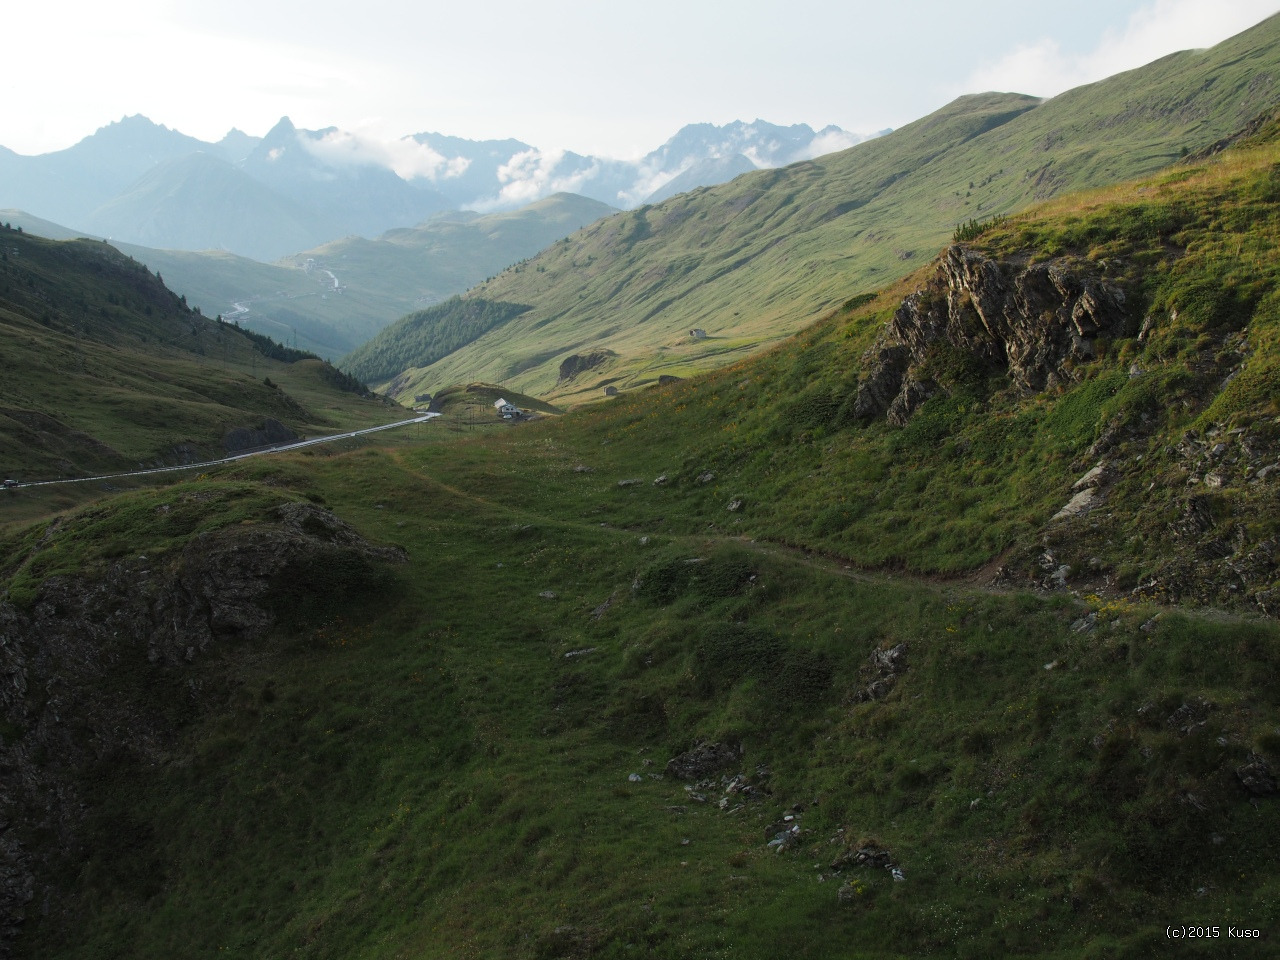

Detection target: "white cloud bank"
[299, 129, 471, 181]
[962, 0, 1279, 98]
[469, 149, 602, 211]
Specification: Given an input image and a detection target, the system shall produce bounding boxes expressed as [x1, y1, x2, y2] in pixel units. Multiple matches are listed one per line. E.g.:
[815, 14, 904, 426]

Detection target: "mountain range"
[0, 117, 867, 261]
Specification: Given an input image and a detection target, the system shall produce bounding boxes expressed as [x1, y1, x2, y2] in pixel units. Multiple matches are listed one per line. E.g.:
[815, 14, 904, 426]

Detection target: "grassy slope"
[0, 228, 403, 485]
[387, 14, 1280, 404]
[8, 127, 1280, 959]
[2, 194, 617, 360]
[476, 124, 1280, 602]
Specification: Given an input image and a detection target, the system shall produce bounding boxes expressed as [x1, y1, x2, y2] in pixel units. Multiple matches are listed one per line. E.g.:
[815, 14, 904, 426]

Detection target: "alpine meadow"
[2, 9, 1280, 960]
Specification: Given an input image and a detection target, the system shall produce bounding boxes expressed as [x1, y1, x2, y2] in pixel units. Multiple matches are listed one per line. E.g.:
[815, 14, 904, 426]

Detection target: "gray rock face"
[0, 503, 404, 949]
[855, 245, 1129, 424]
[1052, 487, 1098, 522]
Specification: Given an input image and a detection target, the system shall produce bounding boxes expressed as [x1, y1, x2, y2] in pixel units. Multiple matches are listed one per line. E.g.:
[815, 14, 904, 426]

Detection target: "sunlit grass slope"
[386, 14, 1280, 404]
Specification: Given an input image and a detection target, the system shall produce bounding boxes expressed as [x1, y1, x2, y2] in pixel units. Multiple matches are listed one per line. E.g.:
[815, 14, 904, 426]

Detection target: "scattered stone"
[1204, 473, 1225, 489]
[831, 844, 892, 871]
[1166, 698, 1214, 736]
[850, 643, 908, 703]
[891, 866, 906, 882]
[628, 773, 642, 783]
[538, 590, 558, 600]
[564, 647, 596, 659]
[727, 498, 744, 512]
[573, 464, 593, 473]
[618, 479, 642, 487]
[653, 474, 669, 485]
[1070, 612, 1098, 633]
[695, 472, 716, 484]
[590, 595, 613, 620]
[665, 742, 743, 781]
[767, 824, 802, 852]
[1236, 754, 1277, 796]
[638, 536, 650, 546]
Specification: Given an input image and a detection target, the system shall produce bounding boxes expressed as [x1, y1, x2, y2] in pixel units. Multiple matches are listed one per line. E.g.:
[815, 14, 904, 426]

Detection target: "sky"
[5, 0, 1278, 160]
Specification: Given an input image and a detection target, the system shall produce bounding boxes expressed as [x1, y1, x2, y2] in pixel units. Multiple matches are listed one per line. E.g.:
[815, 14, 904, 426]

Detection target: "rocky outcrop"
[0, 502, 404, 952]
[855, 246, 1130, 425]
[557, 350, 613, 383]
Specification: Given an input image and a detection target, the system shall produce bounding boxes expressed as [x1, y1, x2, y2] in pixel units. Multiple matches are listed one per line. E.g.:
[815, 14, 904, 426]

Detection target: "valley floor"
[6, 424, 1276, 959]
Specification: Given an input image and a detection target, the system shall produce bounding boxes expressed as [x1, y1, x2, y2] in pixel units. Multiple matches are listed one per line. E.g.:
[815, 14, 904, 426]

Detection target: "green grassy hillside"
[383, 14, 1280, 404]
[3, 193, 616, 361]
[0, 226, 402, 485]
[4, 107, 1280, 960]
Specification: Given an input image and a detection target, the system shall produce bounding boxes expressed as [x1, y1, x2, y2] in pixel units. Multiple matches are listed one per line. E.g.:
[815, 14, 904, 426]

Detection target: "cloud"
[962, 0, 1280, 98]
[298, 128, 471, 181]
[467, 148, 602, 211]
[797, 128, 872, 161]
[615, 162, 690, 208]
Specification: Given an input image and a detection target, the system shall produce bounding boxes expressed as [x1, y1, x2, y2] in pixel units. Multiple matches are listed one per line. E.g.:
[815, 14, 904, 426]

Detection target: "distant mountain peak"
[107, 113, 167, 130]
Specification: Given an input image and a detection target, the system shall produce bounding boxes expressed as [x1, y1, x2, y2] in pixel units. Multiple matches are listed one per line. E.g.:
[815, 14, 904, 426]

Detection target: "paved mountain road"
[5, 413, 440, 490]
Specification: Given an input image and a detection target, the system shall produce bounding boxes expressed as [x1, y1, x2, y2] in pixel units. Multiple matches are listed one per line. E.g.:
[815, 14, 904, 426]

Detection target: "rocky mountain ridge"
[0, 117, 861, 261]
